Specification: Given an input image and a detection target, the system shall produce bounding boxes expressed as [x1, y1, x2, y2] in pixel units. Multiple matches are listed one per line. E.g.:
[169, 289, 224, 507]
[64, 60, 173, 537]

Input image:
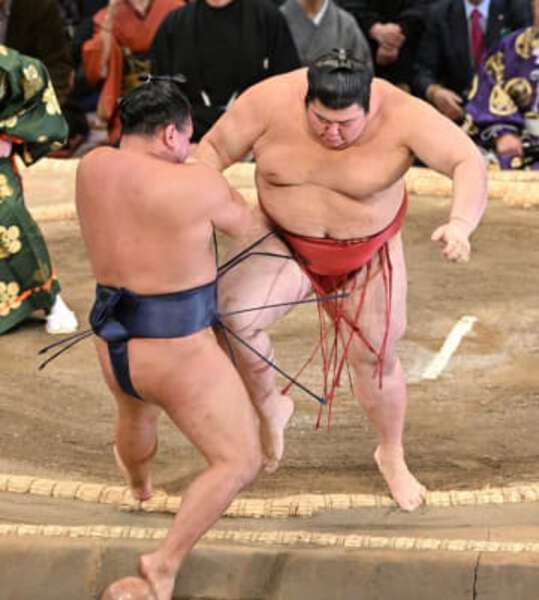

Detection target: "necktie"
[470, 8, 484, 69]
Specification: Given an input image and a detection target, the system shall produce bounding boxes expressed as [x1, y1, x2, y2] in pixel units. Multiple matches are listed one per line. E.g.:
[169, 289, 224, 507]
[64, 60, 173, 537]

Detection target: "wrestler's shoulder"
[78, 146, 117, 171]
[373, 78, 431, 119]
[175, 159, 230, 189]
[240, 68, 307, 103]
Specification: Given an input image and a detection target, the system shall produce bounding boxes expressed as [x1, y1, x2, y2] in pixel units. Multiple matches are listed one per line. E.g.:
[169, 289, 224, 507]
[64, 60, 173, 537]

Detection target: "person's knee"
[227, 447, 263, 489]
[350, 343, 399, 381]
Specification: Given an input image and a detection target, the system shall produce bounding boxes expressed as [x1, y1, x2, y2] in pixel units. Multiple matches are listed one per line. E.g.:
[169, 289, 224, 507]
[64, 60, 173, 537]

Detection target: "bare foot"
[139, 553, 176, 600]
[374, 445, 427, 511]
[257, 393, 294, 474]
[101, 576, 156, 600]
[114, 444, 154, 501]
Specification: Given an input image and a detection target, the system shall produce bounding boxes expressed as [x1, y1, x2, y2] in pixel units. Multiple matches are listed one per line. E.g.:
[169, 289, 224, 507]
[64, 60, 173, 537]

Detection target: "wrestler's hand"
[431, 222, 471, 263]
[0, 139, 12, 158]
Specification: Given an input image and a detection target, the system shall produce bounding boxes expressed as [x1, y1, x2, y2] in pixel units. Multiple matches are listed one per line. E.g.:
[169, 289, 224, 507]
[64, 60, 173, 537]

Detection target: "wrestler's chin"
[321, 138, 348, 150]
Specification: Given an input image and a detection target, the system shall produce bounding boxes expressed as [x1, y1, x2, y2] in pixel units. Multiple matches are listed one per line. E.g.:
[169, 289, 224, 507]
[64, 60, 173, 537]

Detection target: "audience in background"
[79, 0, 110, 18]
[82, 0, 183, 142]
[0, 0, 536, 170]
[0, 0, 73, 106]
[413, 0, 532, 123]
[151, 0, 300, 142]
[464, 0, 539, 169]
[338, 0, 427, 90]
[280, 0, 371, 67]
[0, 0, 95, 154]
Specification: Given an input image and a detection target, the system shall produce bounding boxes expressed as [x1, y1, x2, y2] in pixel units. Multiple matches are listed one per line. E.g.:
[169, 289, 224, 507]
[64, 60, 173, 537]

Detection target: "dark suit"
[337, 0, 428, 86]
[413, 0, 532, 100]
[152, 0, 300, 141]
[5, 0, 73, 104]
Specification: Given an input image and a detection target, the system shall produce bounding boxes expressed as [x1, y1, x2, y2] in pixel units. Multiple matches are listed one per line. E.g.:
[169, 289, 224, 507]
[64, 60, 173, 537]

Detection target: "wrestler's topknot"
[119, 75, 191, 137]
[306, 48, 373, 112]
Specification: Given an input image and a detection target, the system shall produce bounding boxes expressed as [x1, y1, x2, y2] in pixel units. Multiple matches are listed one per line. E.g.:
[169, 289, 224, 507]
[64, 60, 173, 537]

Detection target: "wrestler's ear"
[163, 123, 177, 146]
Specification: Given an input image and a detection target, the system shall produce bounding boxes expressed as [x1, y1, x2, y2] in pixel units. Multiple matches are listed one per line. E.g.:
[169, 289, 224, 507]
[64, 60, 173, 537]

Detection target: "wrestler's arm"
[194, 85, 268, 171]
[205, 169, 256, 237]
[405, 97, 487, 261]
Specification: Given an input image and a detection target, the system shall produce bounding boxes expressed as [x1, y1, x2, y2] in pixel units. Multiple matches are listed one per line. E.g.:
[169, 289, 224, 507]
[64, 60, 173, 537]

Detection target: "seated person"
[0, 0, 89, 151]
[413, 0, 531, 122]
[338, 0, 427, 90]
[464, 0, 539, 169]
[2, 0, 73, 107]
[280, 0, 372, 67]
[151, 0, 300, 142]
[82, 0, 183, 142]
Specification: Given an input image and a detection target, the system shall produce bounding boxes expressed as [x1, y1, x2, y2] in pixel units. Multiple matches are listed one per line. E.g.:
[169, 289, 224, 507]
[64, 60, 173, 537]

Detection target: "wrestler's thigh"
[218, 228, 311, 332]
[129, 333, 261, 463]
[341, 234, 407, 350]
[93, 337, 160, 420]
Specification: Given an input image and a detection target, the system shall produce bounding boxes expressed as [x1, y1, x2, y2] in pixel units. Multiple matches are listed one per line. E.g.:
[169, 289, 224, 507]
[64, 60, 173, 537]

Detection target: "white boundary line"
[421, 316, 478, 380]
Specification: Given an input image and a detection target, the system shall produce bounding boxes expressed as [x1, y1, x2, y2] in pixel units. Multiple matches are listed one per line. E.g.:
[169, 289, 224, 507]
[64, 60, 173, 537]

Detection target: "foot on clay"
[114, 443, 155, 501]
[374, 445, 427, 511]
[257, 393, 294, 474]
[139, 553, 176, 600]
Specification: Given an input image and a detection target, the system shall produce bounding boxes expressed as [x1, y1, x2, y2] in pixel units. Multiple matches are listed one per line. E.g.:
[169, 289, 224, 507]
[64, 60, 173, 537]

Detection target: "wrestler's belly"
[257, 178, 406, 239]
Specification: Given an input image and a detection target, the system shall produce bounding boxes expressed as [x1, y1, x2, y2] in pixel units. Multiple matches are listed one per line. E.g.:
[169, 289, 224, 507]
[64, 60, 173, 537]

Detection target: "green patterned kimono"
[0, 45, 68, 334]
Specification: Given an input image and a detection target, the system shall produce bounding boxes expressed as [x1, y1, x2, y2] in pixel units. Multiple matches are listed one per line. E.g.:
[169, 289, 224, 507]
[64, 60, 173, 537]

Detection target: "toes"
[264, 457, 280, 474]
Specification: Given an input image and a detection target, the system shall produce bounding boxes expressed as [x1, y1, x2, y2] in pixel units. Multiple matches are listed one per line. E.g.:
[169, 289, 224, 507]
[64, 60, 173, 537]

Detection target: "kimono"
[280, 0, 371, 67]
[464, 27, 539, 169]
[82, 0, 183, 141]
[0, 46, 68, 334]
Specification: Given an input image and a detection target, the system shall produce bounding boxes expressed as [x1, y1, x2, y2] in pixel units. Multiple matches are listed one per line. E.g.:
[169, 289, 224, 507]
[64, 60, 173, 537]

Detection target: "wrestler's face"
[306, 100, 367, 150]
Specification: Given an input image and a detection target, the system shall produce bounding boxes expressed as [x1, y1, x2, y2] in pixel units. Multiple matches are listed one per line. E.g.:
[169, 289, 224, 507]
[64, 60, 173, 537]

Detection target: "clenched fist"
[431, 221, 472, 263]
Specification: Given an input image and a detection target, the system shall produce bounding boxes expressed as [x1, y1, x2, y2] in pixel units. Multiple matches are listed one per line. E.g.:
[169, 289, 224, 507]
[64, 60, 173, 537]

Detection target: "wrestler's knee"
[226, 449, 263, 489]
[349, 340, 399, 378]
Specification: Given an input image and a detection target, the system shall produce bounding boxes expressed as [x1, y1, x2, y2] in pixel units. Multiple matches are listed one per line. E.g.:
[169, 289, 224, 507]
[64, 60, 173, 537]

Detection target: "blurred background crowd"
[1, 0, 537, 168]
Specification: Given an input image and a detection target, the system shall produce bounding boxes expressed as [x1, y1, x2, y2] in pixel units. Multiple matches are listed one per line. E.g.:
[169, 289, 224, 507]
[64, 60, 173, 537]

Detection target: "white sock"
[46, 294, 78, 334]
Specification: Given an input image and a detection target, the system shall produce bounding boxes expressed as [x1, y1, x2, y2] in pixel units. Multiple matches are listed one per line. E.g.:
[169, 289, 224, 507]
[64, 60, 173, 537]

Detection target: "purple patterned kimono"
[464, 27, 539, 170]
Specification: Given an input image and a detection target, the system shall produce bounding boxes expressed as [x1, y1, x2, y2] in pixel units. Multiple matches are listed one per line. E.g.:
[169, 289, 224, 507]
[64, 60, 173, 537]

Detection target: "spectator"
[82, 0, 183, 142]
[151, 0, 300, 142]
[464, 0, 539, 169]
[0, 46, 77, 335]
[58, 0, 81, 39]
[413, 0, 532, 123]
[337, 0, 427, 90]
[280, 0, 371, 67]
[0, 0, 73, 106]
[0, 0, 94, 155]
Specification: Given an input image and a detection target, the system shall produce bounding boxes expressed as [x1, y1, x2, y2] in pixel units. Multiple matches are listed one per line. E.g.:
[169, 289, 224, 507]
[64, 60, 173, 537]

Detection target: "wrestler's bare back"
[77, 147, 228, 294]
[201, 69, 481, 239]
[77, 146, 252, 401]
